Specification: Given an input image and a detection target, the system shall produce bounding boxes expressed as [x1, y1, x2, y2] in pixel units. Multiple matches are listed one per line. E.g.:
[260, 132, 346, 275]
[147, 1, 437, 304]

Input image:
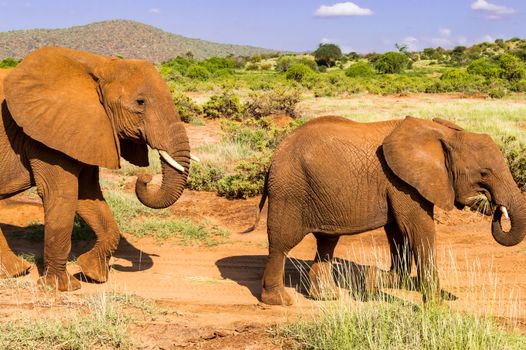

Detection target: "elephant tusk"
[190, 153, 200, 162]
[158, 150, 185, 172]
[500, 206, 509, 220]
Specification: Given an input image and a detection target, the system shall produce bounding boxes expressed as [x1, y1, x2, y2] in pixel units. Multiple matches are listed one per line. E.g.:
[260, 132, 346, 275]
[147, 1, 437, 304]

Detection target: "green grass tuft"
[283, 301, 526, 350]
[104, 190, 229, 244]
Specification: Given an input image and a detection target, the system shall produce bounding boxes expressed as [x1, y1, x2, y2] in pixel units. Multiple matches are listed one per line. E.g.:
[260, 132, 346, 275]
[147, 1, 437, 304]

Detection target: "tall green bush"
[202, 90, 244, 119]
[373, 52, 410, 74]
[286, 63, 314, 82]
[345, 61, 376, 77]
[498, 53, 525, 82]
[314, 43, 342, 67]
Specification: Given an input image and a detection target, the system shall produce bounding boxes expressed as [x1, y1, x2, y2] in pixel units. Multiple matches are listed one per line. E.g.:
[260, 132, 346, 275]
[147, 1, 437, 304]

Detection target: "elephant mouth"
[464, 191, 509, 221]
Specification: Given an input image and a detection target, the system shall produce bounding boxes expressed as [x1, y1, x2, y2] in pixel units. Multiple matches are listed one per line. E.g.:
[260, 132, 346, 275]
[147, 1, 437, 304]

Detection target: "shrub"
[186, 65, 211, 80]
[216, 155, 270, 199]
[244, 86, 301, 119]
[345, 61, 375, 77]
[441, 68, 470, 80]
[314, 43, 343, 67]
[245, 62, 259, 71]
[286, 63, 314, 82]
[467, 58, 502, 79]
[202, 90, 244, 119]
[498, 53, 525, 82]
[202, 57, 235, 72]
[275, 56, 318, 72]
[499, 136, 526, 191]
[488, 86, 507, 98]
[373, 52, 410, 74]
[0, 57, 19, 68]
[172, 93, 202, 123]
[187, 162, 225, 192]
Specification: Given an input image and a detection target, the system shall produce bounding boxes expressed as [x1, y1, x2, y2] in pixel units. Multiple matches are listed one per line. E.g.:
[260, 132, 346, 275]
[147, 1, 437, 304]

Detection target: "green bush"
[314, 43, 343, 67]
[488, 86, 507, 98]
[217, 155, 269, 199]
[345, 61, 376, 77]
[244, 86, 301, 119]
[276, 56, 318, 72]
[202, 90, 244, 119]
[286, 63, 315, 82]
[499, 136, 526, 191]
[187, 162, 225, 192]
[0, 57, 19, 68]
[441, 68, 470, 80]
[172, 93, 202, 123]
[202, 57, 235, 72]
[498, 53, 525, 82]
[467, 58, 502, 79]
[186, 65, 211, 80]
[373, 52, 410, 74]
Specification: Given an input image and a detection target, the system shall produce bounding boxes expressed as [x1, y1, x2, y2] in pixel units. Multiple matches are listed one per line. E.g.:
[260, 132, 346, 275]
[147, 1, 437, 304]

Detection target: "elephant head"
[3, 47, 189, 209]
[383, 116, 526, 247]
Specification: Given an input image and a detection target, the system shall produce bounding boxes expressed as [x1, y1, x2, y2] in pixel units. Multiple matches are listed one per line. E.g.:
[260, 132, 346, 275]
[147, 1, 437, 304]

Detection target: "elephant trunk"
[491, 193, 526, 247]
[135, 122, 190, 209]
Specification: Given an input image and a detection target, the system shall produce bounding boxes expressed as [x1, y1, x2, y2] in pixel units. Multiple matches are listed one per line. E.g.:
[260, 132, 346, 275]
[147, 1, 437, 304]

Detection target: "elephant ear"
[120, 140, 149, 167]
[3, 47, 120, 169]
[382, 116, 455, 211]
[432, 118, 464, 131]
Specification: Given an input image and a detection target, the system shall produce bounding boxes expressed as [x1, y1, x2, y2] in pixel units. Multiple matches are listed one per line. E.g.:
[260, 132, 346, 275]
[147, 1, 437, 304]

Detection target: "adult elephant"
[250, 116, 526, 305]
[0, 47, 196, 291]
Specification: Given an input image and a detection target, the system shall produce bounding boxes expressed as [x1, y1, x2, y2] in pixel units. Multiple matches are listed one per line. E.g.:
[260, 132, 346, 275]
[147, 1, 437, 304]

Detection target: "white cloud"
[315, 2, 373, 17]
[471, 0, 515, 19]
[403, 36, 419, 51]
[319, 38, 353, 53]
[481, 34, 495, 42]
[439, 28, 452, 37]
[148, 8, 160, 14]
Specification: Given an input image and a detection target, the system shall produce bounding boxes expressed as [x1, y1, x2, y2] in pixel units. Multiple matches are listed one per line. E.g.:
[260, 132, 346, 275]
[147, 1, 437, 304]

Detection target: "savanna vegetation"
[2, 37, 526, 348]
[143, 37, 526, 199]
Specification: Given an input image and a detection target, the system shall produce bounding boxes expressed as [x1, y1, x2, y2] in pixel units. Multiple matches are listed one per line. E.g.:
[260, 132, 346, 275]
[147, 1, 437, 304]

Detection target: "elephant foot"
[308, 263, 339, 300]
[0, 253, 32, 278]
[261, 286, 294, 306]
[77, 251, 110, 283]
[38, 271, 81, 292]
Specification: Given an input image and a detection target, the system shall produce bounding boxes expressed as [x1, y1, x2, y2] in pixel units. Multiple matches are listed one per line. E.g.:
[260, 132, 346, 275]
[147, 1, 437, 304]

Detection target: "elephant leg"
[411, 223, 439, 304]
[0, 229, 31, 278]
[309, 234, 339, 300]
[76, 166, 120, 283]
[31, 157, 81, 291]
[384, 223, 413, 289]
[261, 221, 304, 306]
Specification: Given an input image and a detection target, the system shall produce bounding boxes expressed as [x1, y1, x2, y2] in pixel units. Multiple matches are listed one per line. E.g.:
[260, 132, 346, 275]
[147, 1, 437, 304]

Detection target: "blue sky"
[0, 0, 524, 53]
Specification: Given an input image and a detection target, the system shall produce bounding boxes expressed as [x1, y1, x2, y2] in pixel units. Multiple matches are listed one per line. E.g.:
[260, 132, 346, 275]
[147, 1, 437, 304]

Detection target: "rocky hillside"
[0, 20, 278, 62]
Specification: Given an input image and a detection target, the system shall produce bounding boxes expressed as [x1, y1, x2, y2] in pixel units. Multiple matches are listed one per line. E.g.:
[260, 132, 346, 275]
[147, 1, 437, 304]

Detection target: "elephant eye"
[480, 168, 491, 177]
[136, 99, 145, 106]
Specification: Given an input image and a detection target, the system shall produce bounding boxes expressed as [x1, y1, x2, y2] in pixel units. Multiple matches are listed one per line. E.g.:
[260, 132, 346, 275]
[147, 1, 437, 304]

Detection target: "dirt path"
[1, 96, 525, 348]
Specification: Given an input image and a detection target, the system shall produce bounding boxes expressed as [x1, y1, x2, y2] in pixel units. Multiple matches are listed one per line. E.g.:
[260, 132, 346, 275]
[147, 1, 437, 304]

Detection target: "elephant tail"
[241, 171, 269, 233]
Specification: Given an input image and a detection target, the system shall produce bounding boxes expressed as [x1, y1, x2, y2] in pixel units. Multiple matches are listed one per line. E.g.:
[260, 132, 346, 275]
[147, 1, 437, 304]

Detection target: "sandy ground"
[1, 94, 525, 349]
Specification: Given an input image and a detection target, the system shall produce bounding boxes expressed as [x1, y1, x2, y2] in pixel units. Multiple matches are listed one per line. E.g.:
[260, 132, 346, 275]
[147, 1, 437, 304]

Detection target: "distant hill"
[0, 19, 279, 63]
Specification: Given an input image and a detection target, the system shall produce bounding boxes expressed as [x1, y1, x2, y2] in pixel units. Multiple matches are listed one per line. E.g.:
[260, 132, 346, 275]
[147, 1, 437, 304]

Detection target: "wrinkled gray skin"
[252, 116, 525, 305]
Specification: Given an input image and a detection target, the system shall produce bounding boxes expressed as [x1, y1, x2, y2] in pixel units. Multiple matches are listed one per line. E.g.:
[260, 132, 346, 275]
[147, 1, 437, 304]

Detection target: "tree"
[450, 46, 467, 66]
[314, 43, 342, 67]
[498, 53, 525, 81]
[395, 43, 408, 54]
[373, 51, 410, 74]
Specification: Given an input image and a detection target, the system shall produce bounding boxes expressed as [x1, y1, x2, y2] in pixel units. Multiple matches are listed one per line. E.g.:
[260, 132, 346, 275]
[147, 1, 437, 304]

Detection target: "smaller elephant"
[248, 116, 526, 305]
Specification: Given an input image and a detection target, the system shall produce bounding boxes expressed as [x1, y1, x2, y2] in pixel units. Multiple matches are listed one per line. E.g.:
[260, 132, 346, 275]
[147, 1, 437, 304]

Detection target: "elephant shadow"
[215, 255, 457, 304]
[2, 222, 156, 278]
